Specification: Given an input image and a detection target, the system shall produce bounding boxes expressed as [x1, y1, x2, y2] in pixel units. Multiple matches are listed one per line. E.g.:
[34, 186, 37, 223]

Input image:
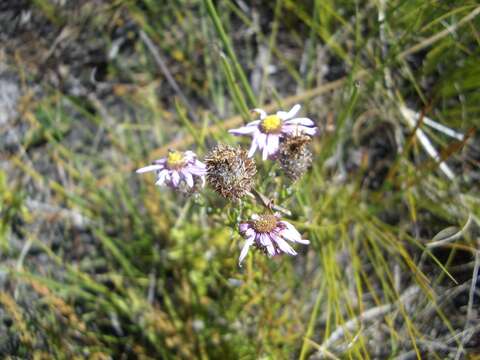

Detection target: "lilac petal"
[260, 234, 275, 256]
[281, 124, 296, 135]
[183, 171, 194, 187]
[259, 233, 271, 247]
[239, 236, 255, 266]
[251, 214, 260, 221]
[239, 222, 250, 234]
[286, 104, 301, 118]
[267, 244, 276, 257]
[248, 138, 259, 157]
[155, 171, 167, 186]
[282, 124, 317, 136]
[244, 228, 255, 238]
[279, 229, 296, 243]
[274, 236, 297, 255]
[229, 125, 258, 135]
[284, 117, 315, 127]
[247, 130, 262, 157]
[266, 134, 280, 157]
[183, 151, 196, 161]
[152, 158, 167, 165]
[194, 160, 207, 169]
[279, 221, 310, 244]
[258, 133, 269, 160]
[262, 142, 269, 160]
[279, 221, 302, 240]
[136, 164, 164, 174]
[171, 171, 180, 187]
[299, 126, 317, 136]
[155, 169, 169, 185]
[193, 162, 207, 172]
[257, 132, 267, 148]
[252, 108, 267, 119]
[277, 104, 301, 120]
[245, 120, 261, 127]
[297, 238, 310, 244]
[279, 220, 302, 239]
[186, 164, 206, 176]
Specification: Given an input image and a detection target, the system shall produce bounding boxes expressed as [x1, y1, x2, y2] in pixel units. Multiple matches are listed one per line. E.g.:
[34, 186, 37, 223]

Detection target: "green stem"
[204, 0, 257, 107]
[248, 188, 292, 216]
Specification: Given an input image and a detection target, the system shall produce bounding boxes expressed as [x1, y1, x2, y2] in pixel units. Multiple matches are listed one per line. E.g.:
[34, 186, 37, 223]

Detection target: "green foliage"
[1, 0, 479, 358]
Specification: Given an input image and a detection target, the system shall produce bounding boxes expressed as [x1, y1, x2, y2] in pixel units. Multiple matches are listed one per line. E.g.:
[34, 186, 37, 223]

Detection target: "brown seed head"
[279, 135, 313, 181]
[205, 144, 257, 200]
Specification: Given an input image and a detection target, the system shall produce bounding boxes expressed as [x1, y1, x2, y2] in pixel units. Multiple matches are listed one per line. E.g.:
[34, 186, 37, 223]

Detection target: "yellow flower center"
[166, 150, 185, 169]
[260, 115, 282, 134]
[252, 214, 278, 233]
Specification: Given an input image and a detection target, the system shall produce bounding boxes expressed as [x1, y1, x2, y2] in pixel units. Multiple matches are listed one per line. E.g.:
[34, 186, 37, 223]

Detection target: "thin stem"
[140, 30, 199, 123]
[204, 0, 257, 107]
[248, 188, 292, 216]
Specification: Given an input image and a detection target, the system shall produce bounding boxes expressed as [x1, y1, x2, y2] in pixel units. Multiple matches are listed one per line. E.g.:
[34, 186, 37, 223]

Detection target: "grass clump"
[0, 0, 479, 358]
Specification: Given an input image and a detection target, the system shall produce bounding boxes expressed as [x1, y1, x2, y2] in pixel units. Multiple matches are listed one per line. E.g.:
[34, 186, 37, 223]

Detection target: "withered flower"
[278, 135, 313, 181]
[205, 144, 257, 200]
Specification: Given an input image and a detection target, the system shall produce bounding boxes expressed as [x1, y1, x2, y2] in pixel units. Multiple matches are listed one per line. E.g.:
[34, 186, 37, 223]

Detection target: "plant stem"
[248, 188, 292, 216]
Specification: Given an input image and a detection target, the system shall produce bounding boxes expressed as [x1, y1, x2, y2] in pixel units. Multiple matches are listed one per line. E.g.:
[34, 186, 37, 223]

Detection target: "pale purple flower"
[136, 150, 206, 190]
[238, 213, 310, 266]
[229, 104, 317, 160]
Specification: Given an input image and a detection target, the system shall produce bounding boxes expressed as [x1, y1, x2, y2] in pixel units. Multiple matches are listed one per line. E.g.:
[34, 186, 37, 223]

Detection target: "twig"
[140, 30, 199, 123]
[394, 323, 480, 360]
[427, 215, 472, 249]
[454, 250, 480, 360]
[422, 117, 464, 141]
[305, 338, 341, 360]
[399, 106, 455, 180]
[399, 6, 480, 58]
[320, 286, 419, 351]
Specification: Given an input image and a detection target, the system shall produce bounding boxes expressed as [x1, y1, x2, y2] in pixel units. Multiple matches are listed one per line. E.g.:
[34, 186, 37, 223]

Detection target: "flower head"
[136, 149, 206, 191]
[279, 135, 313, 181]
[238, 213, 309, 266]
[229, 104, 317, 160]
[205, 144, 257, 200]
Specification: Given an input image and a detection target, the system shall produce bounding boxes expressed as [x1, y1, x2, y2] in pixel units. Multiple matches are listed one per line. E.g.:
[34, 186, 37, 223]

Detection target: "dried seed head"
[205, 144, 257, 200]
[279, 135, 313, 181]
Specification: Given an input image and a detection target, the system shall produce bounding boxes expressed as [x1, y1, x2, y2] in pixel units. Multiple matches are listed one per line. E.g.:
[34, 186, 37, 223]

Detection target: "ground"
[0, 0, 479, 359]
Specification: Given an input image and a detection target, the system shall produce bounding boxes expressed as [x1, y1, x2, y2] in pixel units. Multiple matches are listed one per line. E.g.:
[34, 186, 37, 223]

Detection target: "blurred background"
[0, 0, 479, 358]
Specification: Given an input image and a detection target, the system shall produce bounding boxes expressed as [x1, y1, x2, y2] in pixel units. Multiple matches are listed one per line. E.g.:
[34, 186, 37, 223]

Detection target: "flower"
[237, 213, 310, 265]
[278, 134, 313, 181]
[136, 149, 206, 191]
[228, 104, 317, 160]
[205, 144, 257, 200]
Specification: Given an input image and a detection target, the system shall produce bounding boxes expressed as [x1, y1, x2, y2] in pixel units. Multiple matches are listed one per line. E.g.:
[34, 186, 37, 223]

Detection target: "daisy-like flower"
[229, 104, 317, 160]
[136, 149, 206, 190]
[238, 213, 310, 266]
